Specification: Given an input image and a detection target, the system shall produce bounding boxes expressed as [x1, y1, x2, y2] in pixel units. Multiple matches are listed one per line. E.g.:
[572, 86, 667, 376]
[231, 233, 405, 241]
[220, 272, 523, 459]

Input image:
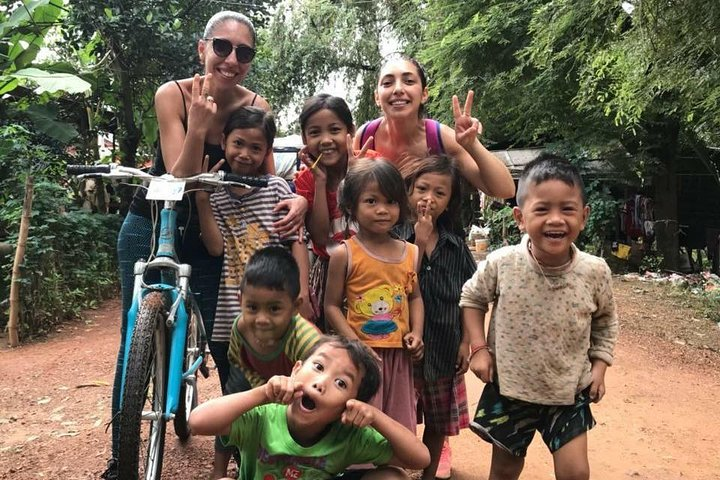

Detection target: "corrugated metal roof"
[490, 148, 614, 178]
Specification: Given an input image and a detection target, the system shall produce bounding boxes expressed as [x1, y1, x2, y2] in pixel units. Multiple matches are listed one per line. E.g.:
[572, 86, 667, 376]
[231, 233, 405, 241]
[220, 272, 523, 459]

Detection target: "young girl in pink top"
[324, 159, 424, 434]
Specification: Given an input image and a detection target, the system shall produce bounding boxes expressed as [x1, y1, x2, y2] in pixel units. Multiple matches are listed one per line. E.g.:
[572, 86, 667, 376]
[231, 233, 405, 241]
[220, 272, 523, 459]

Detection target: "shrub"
[0, 124, 121, 339]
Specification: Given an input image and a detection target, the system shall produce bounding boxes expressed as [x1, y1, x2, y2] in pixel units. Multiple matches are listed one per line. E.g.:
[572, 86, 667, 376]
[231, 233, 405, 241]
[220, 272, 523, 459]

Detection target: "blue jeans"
[111, 212, 226, 457]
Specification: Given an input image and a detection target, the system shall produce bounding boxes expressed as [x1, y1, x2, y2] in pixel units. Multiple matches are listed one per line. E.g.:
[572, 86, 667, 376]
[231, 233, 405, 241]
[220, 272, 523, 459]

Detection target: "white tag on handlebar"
[146, 179, 186, 201]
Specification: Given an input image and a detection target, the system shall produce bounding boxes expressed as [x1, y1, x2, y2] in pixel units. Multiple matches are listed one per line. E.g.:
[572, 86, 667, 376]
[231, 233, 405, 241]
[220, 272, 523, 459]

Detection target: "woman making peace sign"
[106, 11, 307, 478]
[355, 55, 515, 199]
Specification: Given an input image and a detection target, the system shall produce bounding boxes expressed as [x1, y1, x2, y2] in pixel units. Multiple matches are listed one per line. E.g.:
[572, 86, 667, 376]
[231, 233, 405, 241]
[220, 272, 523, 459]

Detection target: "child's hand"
[263, 375, 304, 405]
[452, 91, 483, 150]
[341, 399, 376, 428]
[299, 147, 327, 185]
[455, 341, 470, 375]
[589, 359, 608, 403]
[346, 133, 373, 167]
[403, 332, 424, 362]
[414, 200, 434, 245]
[196, 156, 225, 199]
[298, 292, 315, 321]
[202, 154, 225, 174]
[469, 348, 493, 383]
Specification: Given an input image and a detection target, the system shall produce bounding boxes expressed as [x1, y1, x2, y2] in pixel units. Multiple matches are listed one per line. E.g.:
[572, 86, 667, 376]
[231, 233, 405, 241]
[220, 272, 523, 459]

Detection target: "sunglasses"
[205, 37, 256, 64]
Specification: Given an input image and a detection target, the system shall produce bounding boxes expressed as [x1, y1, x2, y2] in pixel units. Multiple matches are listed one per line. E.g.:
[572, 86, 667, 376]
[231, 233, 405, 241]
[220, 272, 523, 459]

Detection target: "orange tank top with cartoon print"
[344, 236, 419, 348]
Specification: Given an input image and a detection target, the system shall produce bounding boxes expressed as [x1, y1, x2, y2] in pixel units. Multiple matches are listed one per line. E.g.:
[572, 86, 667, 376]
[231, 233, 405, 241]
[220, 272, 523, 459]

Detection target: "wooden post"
[8, 176, 34, 347]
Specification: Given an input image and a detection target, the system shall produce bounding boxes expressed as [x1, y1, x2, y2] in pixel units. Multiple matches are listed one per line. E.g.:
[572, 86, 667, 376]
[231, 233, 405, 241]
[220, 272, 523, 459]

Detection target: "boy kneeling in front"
[189, 335, 430, 479]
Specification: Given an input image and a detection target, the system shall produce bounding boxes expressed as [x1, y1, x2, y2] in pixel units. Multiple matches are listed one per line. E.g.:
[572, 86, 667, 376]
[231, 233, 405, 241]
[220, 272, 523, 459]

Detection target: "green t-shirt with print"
[224, 403, 393, 479]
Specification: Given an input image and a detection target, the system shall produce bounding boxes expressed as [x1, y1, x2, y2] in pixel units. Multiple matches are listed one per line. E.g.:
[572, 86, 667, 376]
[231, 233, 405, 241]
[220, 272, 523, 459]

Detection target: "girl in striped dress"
[196, 106, 314, 339]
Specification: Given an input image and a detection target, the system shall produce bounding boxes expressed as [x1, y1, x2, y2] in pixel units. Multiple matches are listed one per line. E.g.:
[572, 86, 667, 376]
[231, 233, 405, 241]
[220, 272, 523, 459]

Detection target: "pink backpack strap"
[424, 119, 445, 155]
[359, 118, 382, 149]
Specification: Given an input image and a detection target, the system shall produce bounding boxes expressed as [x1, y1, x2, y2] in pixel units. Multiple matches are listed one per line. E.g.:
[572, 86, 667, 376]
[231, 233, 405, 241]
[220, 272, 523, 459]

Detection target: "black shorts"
[470, 382, 595, 457]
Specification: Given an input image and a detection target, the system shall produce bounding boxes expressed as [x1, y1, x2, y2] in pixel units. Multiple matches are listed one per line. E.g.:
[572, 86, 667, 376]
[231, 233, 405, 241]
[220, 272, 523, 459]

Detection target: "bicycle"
[67, 164, 268, 480]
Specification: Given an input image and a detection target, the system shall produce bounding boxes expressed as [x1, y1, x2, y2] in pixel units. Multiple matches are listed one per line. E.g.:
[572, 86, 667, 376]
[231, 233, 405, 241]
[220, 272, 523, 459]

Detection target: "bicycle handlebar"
[66, 164, 269, 188]
[223, 173, 269, 188]
[67, 164, 112, 175]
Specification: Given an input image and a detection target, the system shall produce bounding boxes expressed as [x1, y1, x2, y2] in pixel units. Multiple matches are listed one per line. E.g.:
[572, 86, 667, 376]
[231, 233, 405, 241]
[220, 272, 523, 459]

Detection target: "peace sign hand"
[414, 199, 434, 247]
[196, 155, 225, 201]
[202, 154, 225, 175]
[452, 90, 483, 150]
[346, 133, 373, 168]
[188, 73, 217, 131]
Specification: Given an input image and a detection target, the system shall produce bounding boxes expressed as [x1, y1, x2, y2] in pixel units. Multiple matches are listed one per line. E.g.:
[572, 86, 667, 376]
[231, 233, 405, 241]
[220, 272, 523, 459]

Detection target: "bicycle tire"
[117, 291, 168, 480]
[173, 303, 203, 441]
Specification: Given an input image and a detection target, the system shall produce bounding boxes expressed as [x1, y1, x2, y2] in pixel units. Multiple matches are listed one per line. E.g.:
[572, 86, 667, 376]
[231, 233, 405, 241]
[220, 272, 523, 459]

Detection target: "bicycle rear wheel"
[118, 291, 168, 480]
[173, 303, 203, 441]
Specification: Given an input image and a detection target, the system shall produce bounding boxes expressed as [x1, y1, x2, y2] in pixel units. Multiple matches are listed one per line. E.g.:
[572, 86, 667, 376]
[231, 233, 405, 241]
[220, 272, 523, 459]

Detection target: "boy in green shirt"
[190, 335, 430, 479]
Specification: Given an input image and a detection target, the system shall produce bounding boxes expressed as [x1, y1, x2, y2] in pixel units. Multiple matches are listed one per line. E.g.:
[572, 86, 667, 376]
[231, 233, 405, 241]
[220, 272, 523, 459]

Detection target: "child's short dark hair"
[302, 335, 381, 403]
[401, 154, 463, 231]
[338, 158, 410, 225]
[223, 106, 277, 150]
[516, 152, 586, 207]
[240, 246, 299, 299]
[299, 94, 355, 136]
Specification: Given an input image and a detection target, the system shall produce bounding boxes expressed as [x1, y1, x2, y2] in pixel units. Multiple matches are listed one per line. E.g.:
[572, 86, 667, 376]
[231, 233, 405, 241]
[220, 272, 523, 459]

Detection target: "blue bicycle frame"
[119, 201, 202, 420]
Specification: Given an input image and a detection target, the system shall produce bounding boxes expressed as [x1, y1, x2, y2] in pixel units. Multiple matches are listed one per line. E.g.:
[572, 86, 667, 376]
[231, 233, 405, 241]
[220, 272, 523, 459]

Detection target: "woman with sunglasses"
[104, 11, 308, 479]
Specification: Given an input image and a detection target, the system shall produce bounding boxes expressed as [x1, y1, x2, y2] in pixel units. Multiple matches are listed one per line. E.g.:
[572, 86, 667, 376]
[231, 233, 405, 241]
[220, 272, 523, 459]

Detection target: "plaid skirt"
[415, 373, 470, 436]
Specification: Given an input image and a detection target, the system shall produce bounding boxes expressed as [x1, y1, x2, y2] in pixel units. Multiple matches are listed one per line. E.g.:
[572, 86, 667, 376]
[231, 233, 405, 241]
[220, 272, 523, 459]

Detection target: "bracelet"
[468, 343, 489, 360]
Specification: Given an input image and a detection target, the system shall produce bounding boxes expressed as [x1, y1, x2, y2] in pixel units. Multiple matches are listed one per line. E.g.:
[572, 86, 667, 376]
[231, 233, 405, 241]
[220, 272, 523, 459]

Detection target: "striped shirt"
[395, 223, 477, 381]
[227, 314, 321, 387]
[209, 176, 297, 342]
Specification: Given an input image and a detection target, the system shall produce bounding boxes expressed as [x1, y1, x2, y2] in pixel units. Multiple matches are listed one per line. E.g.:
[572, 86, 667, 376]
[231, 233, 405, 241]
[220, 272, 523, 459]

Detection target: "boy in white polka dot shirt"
[460, 153, 618, 480]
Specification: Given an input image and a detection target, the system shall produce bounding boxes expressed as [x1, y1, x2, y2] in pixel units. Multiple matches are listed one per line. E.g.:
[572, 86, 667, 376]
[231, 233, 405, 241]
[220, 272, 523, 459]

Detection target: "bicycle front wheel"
[173, 302, 203, 441]
[118, 291, 168, 480]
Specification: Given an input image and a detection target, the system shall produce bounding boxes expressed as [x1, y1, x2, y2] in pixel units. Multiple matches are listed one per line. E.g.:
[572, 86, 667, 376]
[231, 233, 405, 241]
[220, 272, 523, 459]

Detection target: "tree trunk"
[652, 120, 680, 271]
[112, 53, 141, 214]
[8, 176, 34, 347]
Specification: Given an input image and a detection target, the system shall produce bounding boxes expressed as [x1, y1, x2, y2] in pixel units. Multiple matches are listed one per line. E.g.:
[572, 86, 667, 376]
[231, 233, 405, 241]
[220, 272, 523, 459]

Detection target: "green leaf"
[0, 76, 19, 95]
[172, 18, 181, 30]
[12, 68, 92, 95]
[104, 8, 113, 19]
[1, 0, 55, 37]
[24, 104, 79, 143]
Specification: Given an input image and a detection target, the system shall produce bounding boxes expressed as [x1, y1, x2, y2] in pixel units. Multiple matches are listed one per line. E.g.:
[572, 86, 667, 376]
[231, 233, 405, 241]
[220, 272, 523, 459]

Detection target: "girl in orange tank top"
[324, 158, 424, 434]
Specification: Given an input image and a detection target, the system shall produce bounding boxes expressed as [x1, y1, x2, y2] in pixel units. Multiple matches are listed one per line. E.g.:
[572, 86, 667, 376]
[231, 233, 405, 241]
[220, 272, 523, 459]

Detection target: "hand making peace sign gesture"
[346, 133, 373, 168]
[452, 90, 483, 150]
[188, 73, 217, 130]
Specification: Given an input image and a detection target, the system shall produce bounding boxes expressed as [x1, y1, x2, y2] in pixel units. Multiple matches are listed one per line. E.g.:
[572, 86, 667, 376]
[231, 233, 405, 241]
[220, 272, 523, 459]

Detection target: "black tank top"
[128, 81, 259, 222]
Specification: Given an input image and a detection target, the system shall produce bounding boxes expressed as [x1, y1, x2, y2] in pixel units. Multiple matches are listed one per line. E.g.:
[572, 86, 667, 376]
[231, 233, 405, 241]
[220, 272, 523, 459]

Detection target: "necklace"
[527, 240, 572, 290]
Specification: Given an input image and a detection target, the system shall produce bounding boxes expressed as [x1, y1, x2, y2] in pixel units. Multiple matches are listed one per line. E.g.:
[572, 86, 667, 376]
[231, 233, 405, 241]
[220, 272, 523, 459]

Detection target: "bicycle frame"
[65, 164, 269, 478]
[119, 200, 204, 420]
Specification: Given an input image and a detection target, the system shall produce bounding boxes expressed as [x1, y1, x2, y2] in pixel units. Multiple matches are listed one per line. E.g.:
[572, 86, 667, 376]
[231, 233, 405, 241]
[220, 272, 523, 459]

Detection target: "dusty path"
[1, 278, 719, 479]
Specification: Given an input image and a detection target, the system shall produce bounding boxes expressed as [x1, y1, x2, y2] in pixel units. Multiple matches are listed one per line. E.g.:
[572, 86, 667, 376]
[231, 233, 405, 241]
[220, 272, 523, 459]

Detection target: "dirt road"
[1, 278, 719, 479]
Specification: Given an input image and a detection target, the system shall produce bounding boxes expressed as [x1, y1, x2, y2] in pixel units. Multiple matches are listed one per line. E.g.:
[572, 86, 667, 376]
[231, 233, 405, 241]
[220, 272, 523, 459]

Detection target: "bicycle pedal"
[199, 363, 210, 378]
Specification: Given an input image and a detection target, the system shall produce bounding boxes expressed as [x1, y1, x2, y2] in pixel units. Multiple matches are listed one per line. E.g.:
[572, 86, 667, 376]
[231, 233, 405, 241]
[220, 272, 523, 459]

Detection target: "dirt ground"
[1, 276, 719, 480]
